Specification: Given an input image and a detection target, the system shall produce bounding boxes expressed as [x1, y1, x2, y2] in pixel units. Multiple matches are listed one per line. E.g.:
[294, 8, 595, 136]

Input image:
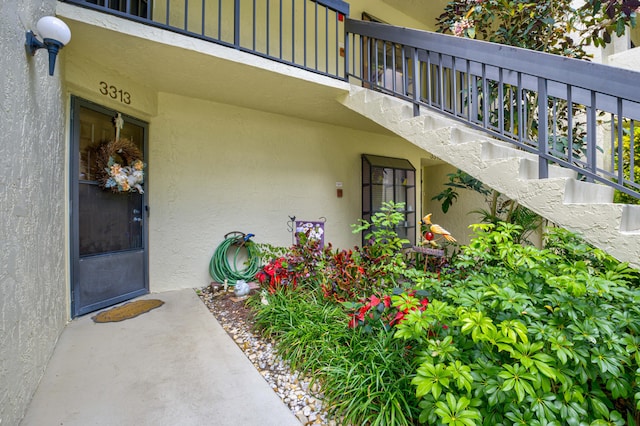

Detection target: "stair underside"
[341, 86, 640, 270]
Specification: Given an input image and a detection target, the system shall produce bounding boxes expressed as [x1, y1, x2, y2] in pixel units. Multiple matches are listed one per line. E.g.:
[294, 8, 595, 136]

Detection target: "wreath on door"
[96, 138, 145, 194]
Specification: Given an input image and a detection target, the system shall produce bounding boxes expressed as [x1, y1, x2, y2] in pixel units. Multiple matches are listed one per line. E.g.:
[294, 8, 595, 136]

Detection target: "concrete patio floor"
[20, 289, 301, 426]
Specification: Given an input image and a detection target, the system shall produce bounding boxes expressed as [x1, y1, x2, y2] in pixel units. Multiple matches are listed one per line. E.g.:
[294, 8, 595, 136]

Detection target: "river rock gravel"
[197, 284, 338, 426]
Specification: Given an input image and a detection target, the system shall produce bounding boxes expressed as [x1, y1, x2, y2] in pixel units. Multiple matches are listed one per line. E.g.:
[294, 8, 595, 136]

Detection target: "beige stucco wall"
[148, 92, 426, 292]
[0, 1, 68, 424]
[348, 0, 434, 30]
[423, 164, 488, 246]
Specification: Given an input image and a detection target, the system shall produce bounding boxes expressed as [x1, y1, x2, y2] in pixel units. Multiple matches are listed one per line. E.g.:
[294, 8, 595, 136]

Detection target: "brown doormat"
[92, 299, 164, 323]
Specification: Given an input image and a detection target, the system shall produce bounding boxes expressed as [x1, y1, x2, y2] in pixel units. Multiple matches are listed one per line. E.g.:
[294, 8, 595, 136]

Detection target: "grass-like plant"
[249, 286, 421, 425]
[319, 329, 419, 426]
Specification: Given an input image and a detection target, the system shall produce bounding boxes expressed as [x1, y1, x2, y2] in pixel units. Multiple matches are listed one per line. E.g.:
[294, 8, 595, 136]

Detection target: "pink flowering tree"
[437, 0, 639, 56]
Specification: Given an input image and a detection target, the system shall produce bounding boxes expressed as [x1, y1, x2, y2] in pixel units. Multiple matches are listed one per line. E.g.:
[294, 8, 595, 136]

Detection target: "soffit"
[58, 5, 394, 134]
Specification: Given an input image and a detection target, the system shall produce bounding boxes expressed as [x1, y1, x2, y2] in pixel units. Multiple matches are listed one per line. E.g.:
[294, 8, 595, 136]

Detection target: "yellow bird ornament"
[421, 213, 457, 246]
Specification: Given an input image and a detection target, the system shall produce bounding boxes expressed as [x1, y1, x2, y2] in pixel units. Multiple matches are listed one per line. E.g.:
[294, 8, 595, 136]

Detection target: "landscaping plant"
[256, 227, 324, 293]
[398, 222, 640, 425]
[321, 201, 412, 301]
[437, 0, 588, 57]
[250, 283, 423, 426]
[250, 202, 640, 425]
[251, 202, 428, 425]
[437, 0, 639, 54]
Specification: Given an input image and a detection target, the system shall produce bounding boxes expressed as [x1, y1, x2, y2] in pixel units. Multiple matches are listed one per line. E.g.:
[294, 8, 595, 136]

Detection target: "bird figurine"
[421, 213, 456, 247]
[234, 279, 250, 297]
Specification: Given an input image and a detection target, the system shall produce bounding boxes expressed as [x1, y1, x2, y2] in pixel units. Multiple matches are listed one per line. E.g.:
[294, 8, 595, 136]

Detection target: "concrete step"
[563, 179, 614, 204]
[621, 205, 640, 233]
[518, 158, 577, 180]
[381, 96, 414, 120]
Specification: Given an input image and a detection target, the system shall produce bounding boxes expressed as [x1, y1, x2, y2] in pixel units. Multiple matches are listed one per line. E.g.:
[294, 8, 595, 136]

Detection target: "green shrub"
[320, 328, 419, 426]
[250, 288, 348, 372]
[397, 222, 640, 425]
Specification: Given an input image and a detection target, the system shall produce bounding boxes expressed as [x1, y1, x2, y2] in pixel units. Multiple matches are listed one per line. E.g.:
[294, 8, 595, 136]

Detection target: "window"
[361, 154, 416, 246]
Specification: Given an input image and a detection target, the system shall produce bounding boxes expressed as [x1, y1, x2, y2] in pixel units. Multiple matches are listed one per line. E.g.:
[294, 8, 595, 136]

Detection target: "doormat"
[92, 299, 164, 323]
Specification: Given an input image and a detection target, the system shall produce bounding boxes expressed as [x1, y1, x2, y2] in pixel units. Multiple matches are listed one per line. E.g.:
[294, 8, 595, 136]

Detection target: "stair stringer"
[340, 86, 640, 270]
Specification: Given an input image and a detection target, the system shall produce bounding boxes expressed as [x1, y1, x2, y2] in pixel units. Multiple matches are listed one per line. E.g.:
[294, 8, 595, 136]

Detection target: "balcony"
[61, 0, 349, 80]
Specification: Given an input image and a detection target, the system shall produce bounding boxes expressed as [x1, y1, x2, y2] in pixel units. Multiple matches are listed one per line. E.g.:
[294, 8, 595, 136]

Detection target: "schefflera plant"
[395, 222, 640, 426]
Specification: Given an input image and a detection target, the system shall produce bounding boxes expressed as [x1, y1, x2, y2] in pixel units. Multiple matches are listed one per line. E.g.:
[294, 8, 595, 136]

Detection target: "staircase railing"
[61, 0, 349, 80]
[345, 18, 640, 201]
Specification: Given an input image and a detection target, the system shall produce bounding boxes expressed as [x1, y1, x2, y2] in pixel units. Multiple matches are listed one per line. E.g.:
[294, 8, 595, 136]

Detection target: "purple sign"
[295, 220, 325, 248]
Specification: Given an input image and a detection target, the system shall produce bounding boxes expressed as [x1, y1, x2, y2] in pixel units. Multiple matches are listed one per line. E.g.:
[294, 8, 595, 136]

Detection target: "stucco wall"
[0, 1, 68, 425]
[608, 46, 640, 72]
[149, 92, 426, 292]
[348, 0, 434, 30]
[423, 164, 488, 246]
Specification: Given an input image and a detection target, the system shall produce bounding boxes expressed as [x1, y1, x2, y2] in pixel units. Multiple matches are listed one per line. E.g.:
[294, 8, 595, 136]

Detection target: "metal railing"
[62, 0, 349, 79]
[345, 19, 640, 201]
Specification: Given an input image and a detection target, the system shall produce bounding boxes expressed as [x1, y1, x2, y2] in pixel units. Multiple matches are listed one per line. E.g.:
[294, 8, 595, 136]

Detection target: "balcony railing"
[61, 0, 349, 80]
[345, 19, 640, 201]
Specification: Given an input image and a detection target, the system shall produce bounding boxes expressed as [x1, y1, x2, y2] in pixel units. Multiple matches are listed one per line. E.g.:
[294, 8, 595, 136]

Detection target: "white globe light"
[36, 16, 71, 45]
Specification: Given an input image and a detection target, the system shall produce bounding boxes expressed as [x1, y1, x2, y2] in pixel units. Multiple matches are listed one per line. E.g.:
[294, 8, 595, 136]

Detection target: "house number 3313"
[99, 81, 131, 105]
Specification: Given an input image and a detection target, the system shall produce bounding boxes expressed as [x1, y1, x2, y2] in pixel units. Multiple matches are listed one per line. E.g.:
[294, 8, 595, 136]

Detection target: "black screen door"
[70, 97, 148, 317]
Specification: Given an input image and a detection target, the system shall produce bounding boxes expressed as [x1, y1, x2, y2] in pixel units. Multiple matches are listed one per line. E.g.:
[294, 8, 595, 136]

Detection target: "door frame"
[69, 96, 150, 317]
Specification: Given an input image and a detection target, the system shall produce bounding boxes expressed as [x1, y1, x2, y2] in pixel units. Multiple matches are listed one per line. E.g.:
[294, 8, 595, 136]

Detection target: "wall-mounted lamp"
[25, 16, 71, 76]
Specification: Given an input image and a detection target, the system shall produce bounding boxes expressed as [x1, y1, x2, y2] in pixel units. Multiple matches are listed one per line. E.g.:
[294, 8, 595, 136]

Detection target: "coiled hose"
[209, 232, 261, 285]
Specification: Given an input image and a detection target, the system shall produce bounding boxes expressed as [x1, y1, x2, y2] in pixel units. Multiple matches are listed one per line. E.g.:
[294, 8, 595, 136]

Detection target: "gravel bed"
[197, 284, 338, 426]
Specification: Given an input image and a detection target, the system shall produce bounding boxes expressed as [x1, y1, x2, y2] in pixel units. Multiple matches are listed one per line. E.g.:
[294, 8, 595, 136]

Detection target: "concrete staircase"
[341, 86, 640, 270]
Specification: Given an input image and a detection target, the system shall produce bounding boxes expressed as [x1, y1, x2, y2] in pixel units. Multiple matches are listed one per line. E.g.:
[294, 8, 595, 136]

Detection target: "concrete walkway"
[21, 289, 301, 426]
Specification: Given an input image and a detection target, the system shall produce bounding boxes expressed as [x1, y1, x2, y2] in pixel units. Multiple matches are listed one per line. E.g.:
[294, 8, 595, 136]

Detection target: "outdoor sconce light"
[26, 16, 71, 76]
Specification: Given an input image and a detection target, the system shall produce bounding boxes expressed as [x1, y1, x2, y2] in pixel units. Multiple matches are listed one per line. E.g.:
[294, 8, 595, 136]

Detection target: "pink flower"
[452, 18, 473, 37]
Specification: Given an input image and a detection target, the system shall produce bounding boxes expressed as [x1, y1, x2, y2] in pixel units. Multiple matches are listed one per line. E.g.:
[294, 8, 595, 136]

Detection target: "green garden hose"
[209, 232, 261, 284]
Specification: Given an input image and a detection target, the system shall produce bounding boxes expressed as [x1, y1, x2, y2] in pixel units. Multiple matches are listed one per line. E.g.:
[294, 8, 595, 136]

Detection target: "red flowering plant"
[256, 256, 298, 294]
[321, 202, 412, 302]
[256, 226, 324, 294]
[320, 248, 366, 302]
[343, 289, 431, 333]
